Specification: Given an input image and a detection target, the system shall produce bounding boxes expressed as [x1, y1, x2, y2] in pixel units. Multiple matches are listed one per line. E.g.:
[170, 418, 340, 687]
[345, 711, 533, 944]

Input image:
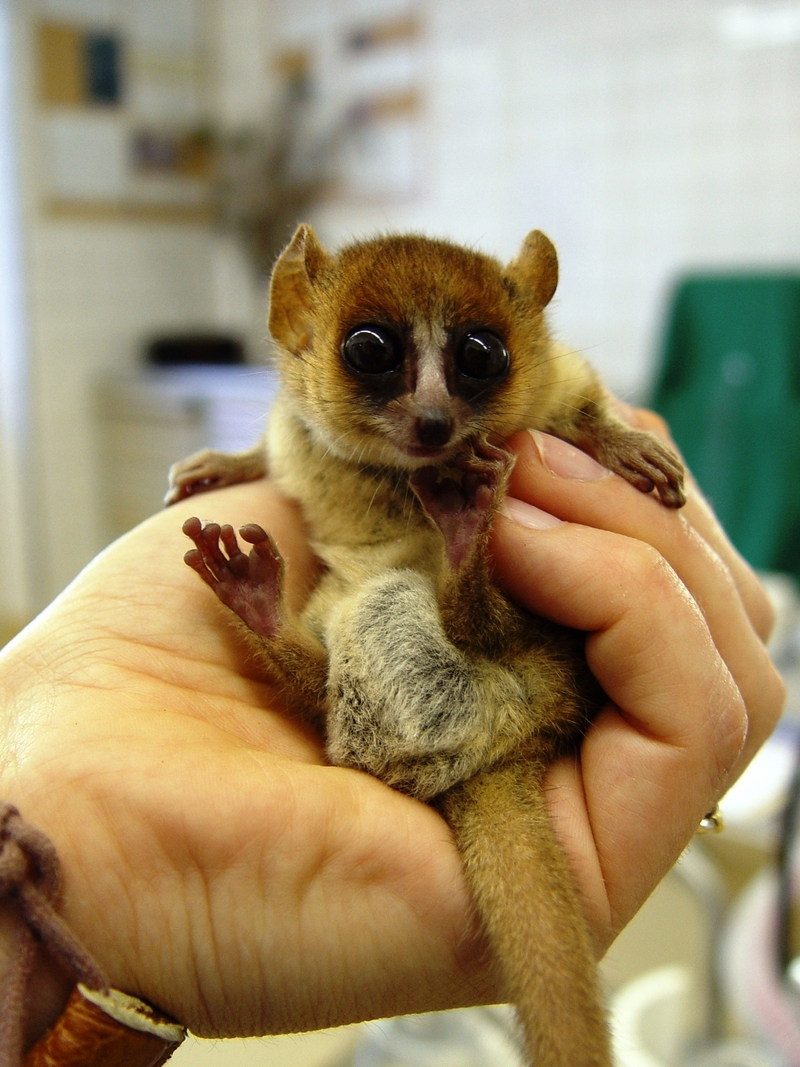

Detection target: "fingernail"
[501, 497, 563, 529]
[529, 430, 612, 482]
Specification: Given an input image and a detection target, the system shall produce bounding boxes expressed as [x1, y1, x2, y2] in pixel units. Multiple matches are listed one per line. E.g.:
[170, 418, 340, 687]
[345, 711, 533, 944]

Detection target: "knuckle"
[624, 540, 682, 602]
[755, 595, 777, 644]
[707, 655, 785, 799]
[710, 681, 748, 783]
[750, 577, 778, 643]
[758, 659, 787, 737]
[684, 668, 749, 805]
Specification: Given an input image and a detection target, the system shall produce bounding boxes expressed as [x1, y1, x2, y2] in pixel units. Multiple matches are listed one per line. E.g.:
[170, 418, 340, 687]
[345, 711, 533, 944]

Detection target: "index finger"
[491, 514, 747, 939]
[501, 429, 785, 772]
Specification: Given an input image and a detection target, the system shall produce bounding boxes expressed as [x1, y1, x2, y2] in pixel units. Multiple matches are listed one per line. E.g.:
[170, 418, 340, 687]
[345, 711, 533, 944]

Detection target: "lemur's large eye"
[342, 325, 402, 374]
[456, 330, 509, 380]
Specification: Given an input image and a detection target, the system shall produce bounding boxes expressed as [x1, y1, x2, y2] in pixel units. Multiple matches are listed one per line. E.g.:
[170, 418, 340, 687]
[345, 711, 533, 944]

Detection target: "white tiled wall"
[290, 0, 800, 395]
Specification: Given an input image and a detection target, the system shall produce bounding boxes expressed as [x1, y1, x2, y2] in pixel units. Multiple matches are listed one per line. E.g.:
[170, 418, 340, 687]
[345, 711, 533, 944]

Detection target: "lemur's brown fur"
[167, 225, 685, 1067]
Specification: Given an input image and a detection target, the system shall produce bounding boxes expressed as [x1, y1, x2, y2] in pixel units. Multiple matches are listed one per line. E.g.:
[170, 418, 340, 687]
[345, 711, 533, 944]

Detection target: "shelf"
[44, 197, 217, 224]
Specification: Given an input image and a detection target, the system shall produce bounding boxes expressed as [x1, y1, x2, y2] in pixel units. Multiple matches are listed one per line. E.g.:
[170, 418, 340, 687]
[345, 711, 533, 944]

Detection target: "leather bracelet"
[25, 985, 185, 1067]
[1, 803, 185, 1067]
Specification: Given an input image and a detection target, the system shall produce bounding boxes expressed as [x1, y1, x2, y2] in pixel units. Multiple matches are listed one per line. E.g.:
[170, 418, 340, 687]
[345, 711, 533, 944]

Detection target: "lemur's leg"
[165, 443, 267, 505]
[182, 517, 328, 724]
[410, 439, 526, 657]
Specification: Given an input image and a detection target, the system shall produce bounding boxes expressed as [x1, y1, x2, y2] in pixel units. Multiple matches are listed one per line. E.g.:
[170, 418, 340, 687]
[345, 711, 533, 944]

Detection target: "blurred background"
[4, 0, 800, 1063]
[3, 0, 800, 617]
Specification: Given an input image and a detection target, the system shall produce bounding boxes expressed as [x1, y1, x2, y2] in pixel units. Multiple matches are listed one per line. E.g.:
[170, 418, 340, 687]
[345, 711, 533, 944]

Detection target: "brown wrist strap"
[1, 804, 185, 1067]
[25, 985, 184, 1067]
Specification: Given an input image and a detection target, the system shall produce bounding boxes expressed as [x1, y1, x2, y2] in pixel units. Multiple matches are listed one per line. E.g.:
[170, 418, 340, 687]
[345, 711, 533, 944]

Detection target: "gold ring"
[696, 805, 724, 834]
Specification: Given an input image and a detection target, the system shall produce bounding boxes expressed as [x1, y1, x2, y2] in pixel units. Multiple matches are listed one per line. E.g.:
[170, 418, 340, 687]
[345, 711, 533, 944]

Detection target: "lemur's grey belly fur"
[323, 569, 528, 800]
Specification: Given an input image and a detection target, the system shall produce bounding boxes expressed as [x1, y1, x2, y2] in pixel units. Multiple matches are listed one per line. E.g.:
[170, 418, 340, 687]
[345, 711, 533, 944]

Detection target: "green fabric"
[650, 274, 800, 580]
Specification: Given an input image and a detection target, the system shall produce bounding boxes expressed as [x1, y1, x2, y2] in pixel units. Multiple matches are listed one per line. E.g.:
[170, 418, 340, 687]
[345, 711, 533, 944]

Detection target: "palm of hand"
[0, 482, 492, 1035]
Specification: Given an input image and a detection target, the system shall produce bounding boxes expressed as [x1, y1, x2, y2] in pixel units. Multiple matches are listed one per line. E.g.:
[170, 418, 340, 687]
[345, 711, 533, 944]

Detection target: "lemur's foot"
[410, 439, 514, 570]
[590, 428, 686, 508]
[182, 517, 284, 637]
[165, 448, 266, 506]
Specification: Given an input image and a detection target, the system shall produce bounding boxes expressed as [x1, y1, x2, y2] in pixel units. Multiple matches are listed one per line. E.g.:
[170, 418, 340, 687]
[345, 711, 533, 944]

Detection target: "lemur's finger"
[219, 524, 251, 579]
[219, 524, 240, 558]
[181, 515, 203, 540]
[193, 521, 232, 579]
[239, 523, 270, 544]
[182, 517, 226, 580]
[183, 548, 218, 588]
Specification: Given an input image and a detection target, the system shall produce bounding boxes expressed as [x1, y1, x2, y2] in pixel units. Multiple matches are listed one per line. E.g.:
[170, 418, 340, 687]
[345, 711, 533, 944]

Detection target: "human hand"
[0, 406, 785, 1046]
[0, 482, 493, 1045]
[493, 407, 785, 948]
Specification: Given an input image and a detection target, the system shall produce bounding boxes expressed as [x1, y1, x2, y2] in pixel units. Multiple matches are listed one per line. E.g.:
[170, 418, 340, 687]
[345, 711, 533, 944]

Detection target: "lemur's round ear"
[269, 224, 332, 354]
[504, 230, 558, 309]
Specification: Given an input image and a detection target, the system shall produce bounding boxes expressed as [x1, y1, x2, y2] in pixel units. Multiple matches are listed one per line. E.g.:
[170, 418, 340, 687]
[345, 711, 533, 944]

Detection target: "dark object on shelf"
[86, 33, 121, 104]
[132, 128, 215, 178]
[650, 273, 800, 581]
[146, 335, 245, 366]
[345, 14, 421, 52]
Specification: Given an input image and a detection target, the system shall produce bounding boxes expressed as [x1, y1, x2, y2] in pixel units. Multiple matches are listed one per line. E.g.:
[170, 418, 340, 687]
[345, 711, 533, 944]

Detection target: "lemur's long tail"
[440, 759, 612, 1067]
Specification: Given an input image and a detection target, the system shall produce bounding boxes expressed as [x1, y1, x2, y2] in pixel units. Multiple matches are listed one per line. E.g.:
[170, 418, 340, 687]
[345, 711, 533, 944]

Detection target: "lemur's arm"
[409, 438, 525, 657]
[536, 347, 685, 508]
[165, 442, 267, 506]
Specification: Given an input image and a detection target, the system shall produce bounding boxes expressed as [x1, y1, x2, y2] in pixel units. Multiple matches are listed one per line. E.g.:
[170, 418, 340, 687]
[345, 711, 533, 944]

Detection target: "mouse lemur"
[167, 224, 685, 1067]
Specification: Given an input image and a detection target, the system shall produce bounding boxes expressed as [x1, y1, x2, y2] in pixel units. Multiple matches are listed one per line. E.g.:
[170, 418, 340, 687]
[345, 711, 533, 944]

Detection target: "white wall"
[0, 0, 32, 621]
[14, 0, 267, 607]
[25, 223, 223, 599]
